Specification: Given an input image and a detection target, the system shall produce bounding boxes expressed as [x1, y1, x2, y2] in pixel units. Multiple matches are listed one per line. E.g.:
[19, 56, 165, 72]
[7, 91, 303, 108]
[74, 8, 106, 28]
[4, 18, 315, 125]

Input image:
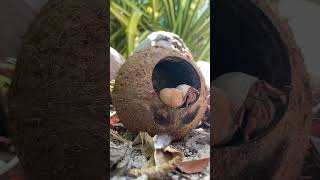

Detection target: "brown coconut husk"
[211, 0, 312, 179]
[8, 0, 108, 179]
[113, 47, 208, 141]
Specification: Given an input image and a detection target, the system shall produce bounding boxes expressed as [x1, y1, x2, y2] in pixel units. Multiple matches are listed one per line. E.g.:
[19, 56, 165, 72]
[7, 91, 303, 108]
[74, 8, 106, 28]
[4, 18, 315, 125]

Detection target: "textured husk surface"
[8, 0, 108, 179]
[211, 0, 312, 180]
[113, 47, 208, 141]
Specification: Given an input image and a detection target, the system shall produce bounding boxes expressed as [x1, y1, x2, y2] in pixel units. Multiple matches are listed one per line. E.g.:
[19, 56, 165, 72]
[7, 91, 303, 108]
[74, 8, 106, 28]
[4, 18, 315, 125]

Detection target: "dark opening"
[213, 0, 292, 146]
[152, 57, 201, 97]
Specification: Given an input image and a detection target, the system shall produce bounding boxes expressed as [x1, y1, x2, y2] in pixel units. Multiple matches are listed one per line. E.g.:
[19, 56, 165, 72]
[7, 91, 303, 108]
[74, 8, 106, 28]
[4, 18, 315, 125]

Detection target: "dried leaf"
[132, 134, 142, 146]
[177, 158, 209, 174]
[128, 146, 183, 178]
[110, 142, 131, 168]
[140, 132, 154, 158]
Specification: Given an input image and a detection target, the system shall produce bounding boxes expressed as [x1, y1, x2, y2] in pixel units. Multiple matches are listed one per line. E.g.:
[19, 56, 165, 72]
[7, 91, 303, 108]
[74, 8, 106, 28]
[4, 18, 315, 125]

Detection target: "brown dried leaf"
[128, 146, 183, 178]
[110, 142, 130, 167]
[140, 132, 154, 158]
[177, 158, 209, 174]
[132, 132, 154, 158]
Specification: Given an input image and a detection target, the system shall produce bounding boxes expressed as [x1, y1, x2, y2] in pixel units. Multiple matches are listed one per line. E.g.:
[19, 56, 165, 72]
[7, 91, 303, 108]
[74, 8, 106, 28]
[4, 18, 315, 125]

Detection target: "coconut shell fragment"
[113, 47, 208, 140]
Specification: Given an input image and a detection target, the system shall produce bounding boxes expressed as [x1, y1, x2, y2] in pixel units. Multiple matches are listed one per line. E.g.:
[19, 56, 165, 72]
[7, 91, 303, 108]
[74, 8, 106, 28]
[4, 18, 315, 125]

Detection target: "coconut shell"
[113, 47, 208, 141]
[212, 0, 312, 179]
[8, 0, 108, 179]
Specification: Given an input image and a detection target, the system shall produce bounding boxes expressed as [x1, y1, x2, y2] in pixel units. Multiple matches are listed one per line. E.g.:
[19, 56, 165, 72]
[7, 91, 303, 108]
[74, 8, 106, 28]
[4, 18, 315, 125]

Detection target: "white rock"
[153, 134, 172, 149]
[197, 61, 210, 90]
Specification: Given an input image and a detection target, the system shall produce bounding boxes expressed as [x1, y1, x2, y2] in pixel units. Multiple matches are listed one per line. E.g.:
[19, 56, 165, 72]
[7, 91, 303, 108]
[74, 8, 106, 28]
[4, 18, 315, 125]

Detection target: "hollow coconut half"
[113, 47, 208, 141]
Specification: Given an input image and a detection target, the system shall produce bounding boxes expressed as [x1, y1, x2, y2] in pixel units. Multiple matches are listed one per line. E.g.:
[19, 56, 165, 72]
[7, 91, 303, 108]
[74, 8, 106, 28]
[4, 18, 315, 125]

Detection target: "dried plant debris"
[129, 132, 183, 178]
[212, 72, 288, 145]
[110, 142, 132, 168]
[177, 158, 209, 174]
[129, 146, 183, 178]
[110, 129, 210, 179]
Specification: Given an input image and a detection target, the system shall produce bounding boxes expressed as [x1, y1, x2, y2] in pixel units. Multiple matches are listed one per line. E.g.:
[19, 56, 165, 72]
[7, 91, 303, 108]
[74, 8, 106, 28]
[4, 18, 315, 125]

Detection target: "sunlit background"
[110, 0, 210, 62]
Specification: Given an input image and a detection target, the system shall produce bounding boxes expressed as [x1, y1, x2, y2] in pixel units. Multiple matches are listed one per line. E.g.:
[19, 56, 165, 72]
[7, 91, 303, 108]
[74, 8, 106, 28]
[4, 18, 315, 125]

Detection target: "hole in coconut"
[213, 0, 291, 147]
[152, 57, 201, 107]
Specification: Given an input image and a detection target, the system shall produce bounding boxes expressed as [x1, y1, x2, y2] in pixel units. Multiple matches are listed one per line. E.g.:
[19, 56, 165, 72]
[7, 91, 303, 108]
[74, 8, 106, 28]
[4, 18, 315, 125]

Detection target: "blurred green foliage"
[110, 0, 210, 62]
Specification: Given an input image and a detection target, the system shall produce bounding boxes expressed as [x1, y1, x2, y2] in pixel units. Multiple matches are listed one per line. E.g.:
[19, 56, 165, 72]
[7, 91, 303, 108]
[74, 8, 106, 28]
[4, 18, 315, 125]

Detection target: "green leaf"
[110, 2, 129, 26]
[0, 75, 11, 88]
[126, 12, 141, 56]
[110, 0, 210, 61]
